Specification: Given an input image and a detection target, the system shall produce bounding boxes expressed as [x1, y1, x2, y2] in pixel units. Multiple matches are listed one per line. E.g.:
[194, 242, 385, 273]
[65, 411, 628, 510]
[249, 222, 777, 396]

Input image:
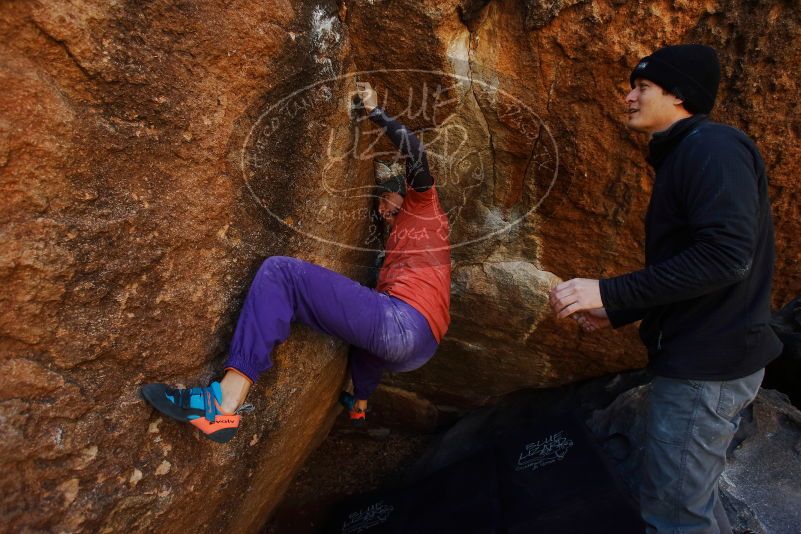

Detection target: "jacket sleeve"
[368, 107, 434, 192]
[606, 307, 649, 329]
[600, 138, 760, 311]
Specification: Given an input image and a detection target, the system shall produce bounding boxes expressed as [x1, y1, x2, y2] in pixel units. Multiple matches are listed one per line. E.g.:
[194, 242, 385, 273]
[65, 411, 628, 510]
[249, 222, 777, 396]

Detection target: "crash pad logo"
[240, 62, 559, 255]
[515, 430, 575, 472]
[341, 501, 395, 533]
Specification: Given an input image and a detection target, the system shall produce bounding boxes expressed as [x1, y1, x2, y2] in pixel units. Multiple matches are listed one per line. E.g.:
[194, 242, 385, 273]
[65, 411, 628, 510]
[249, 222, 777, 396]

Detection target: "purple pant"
[225, 256, 438, 399]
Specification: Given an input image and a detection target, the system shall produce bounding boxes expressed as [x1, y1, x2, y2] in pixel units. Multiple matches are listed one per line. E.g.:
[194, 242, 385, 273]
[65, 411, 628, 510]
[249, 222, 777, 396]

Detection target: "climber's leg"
[219, 368, 252, 414]
[347, 297, 438, 401]
[337, 296, 438, 423]
[224, 256, 398, 382]
[142, 256, 438, 440]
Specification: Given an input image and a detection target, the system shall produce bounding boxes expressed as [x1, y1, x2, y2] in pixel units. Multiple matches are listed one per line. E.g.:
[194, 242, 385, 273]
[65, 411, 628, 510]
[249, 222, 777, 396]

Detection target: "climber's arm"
[356, 81, 434, 192]
[367, 107, 434, 192]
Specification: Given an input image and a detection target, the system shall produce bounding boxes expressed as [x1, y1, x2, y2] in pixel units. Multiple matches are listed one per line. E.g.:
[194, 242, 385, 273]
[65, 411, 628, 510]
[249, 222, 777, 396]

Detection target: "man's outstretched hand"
[549, 278, 603, 319]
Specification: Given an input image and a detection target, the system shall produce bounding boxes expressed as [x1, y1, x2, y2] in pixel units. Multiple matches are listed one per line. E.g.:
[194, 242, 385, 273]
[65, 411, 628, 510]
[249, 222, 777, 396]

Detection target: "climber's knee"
[259, 255, 297, 275]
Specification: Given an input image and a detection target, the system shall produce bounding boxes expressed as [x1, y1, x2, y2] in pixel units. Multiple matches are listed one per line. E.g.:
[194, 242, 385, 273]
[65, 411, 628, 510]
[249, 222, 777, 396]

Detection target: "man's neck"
[649, 112, 694, 139]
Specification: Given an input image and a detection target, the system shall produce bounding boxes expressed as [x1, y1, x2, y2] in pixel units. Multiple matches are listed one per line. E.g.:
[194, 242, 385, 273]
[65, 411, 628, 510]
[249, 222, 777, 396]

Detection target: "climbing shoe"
[141, 381, 240, 443]
[339, 391, 367, 425]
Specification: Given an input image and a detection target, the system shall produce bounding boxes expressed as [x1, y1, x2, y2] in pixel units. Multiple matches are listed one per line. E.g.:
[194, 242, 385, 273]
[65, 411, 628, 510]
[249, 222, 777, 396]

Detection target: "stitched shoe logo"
[515, 430, 574, 472]
[341, 501, 394, 533]
[210, 418, 237, 425]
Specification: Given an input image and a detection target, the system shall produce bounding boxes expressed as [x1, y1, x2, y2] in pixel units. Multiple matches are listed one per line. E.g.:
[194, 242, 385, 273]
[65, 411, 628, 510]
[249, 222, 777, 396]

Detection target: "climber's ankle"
[220, 369, 252, 414]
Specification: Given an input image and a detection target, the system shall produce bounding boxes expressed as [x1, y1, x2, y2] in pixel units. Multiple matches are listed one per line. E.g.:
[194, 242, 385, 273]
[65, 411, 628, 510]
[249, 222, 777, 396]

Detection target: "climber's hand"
[575, 308, 611, 332]
[549, 278, 603, 319]
[356, 82, 378, 113]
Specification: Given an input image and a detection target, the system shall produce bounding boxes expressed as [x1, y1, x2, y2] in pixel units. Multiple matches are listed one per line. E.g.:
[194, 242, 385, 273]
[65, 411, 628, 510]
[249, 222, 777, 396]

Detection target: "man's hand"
[575, 308, 612, 332]
[355, 81, 378, 113]
[549, 278, 603, 319]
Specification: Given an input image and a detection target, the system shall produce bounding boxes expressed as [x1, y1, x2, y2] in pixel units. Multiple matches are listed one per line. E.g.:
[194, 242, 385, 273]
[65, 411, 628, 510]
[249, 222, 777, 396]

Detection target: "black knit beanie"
[630, 44, 721, 114]
[376, 174, 407, 197]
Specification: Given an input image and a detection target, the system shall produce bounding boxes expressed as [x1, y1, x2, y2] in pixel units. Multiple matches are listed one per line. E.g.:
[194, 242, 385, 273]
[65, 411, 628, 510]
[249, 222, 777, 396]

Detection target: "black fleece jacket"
[599, 114, 783, 380]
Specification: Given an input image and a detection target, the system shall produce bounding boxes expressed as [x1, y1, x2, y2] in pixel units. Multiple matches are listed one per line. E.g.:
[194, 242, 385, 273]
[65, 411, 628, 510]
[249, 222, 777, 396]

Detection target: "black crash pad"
[324, 412, 644, 533]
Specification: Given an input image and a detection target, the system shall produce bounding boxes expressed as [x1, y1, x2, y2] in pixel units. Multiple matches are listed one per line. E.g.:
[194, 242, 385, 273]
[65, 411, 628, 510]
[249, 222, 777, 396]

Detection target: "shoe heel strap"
[202, 387, 218, 422]
[235, 403, 255, 415]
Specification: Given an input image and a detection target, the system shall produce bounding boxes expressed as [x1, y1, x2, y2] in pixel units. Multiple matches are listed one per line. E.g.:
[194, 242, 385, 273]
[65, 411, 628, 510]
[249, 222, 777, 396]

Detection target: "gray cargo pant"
[640, 368, 764, 533]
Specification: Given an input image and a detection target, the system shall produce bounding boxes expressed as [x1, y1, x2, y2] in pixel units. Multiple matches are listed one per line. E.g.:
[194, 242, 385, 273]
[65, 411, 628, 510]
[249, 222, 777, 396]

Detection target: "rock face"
[1, 1, 368, 532]
[3, 0, 801, 531]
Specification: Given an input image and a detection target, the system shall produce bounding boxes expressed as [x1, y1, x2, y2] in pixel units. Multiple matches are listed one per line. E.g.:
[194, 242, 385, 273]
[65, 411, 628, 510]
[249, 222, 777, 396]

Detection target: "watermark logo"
[515, 430, 575, 472]
[240, 66, 559, 254]
[341, 501, 395, 533]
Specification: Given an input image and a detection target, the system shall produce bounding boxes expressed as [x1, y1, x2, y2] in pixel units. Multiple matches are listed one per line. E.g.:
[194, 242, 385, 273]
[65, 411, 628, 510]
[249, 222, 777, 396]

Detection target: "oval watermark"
[240, 68, 559, 254]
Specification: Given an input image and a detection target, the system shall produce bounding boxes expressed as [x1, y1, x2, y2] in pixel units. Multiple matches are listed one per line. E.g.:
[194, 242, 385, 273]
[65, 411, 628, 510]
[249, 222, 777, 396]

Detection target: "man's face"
[378, 191, 404, 227]
[625, 78, 687, 134]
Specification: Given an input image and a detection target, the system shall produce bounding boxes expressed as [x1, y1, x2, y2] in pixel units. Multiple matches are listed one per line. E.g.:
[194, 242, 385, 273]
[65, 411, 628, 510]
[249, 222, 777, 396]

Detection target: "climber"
[548, 45, 783, 533]
[141, 82, 451, 443]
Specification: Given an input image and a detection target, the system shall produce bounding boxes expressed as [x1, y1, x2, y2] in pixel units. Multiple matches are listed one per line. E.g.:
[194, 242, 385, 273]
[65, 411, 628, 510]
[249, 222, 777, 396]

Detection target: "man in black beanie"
[549, 44, 782, 532]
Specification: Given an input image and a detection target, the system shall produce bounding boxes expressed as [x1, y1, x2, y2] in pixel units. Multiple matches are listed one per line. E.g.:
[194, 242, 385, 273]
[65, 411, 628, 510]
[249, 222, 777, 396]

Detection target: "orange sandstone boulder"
[2, 0, 801, 531]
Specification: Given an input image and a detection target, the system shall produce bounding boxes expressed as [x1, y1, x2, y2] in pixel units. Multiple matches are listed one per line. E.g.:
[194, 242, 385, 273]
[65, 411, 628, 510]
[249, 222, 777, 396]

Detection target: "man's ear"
[667, 88, 687, 109]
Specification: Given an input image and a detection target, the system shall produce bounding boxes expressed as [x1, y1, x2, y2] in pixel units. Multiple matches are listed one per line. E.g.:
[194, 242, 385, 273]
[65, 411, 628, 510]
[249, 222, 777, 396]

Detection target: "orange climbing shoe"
[141, 381, 241, 443]
[339, 391, 367, 426]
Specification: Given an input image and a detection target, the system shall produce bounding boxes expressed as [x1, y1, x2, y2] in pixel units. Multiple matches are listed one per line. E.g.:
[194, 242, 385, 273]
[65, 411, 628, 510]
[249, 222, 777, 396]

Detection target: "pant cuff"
[223, 357, 263, 384]
[353, 385, 376, 400]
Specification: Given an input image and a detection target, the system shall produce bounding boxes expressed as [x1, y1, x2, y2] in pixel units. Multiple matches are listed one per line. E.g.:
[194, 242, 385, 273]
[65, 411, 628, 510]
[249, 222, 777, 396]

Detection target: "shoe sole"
[189, 419, 239, 443]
